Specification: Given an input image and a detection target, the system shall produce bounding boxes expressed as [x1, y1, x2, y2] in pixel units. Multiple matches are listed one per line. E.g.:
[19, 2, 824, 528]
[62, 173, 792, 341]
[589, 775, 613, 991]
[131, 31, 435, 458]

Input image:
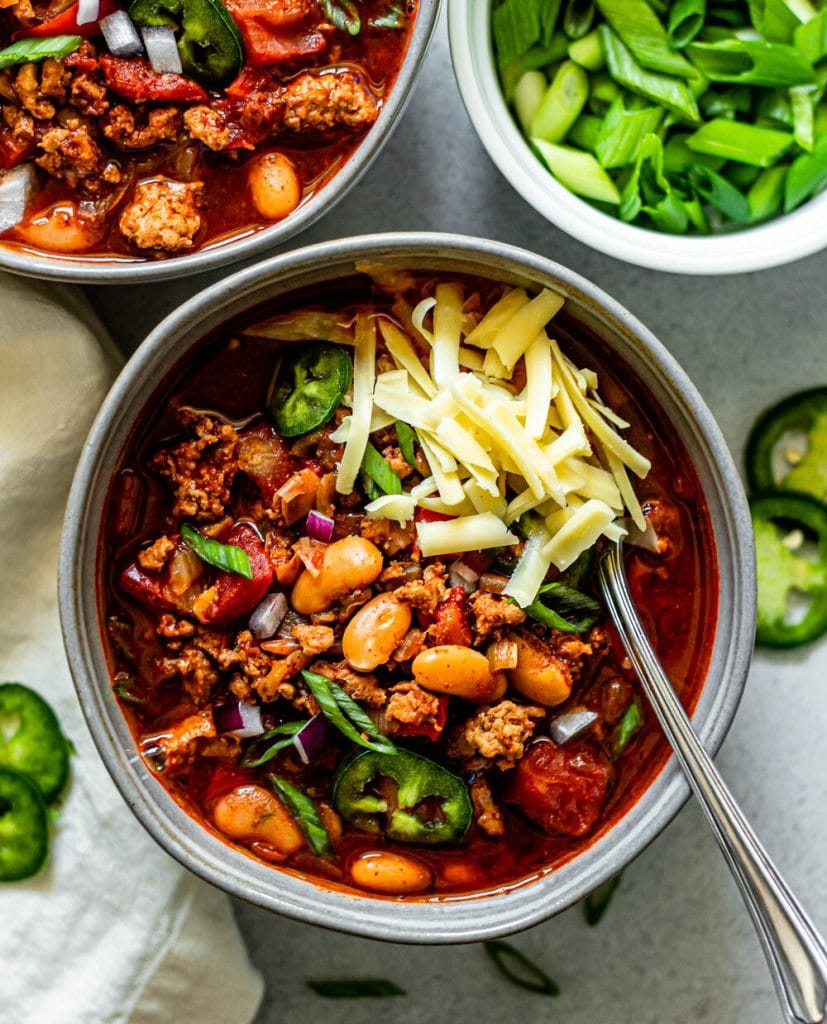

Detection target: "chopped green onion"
[748, 0, 802, 43]
[541, 0, 564, 45]
[533, 138, 622, 202]
[302, 671, 397, 755]
[307, 979, 405, 998]
[620, 132, 690, 231]
[584, 874, 622, 924]
[596, 0, 696, 78]
[484, 941, 560, 996]
[686, 38, 815, 87]
[667, 0, 706, 49]
[524, 35, 569, 67]
[688, 164, 751, 221]
[613, 696, 645, 755]
[530, 60, 590, 142]
[268, 775, 332, 856]
[594, 95, 664, 167]
[563, 0, 596, 40]
[240, 721, 304, 769]
[112, 678, 145, 706]
[369, 2, 407, 29]
[685, 117, 794, 165]
[514, 70, 549, 133]
[180, 524, 252, 579]
[794, 9, 827, 64]
[493, 0, 542, 69]
[523, 582, 602, 632]
[394, 421, 418, 468]
[700, 85, 753, 120]
[756, 89, 794, 128]
[321, 0, 360, 34]
[784, 132, 827, 210]
[747, 164, 788, 219]
[568, 28, 605, 71]
[663, 132, 724, 172]
[790, 84, 817, 151]
[567, 112, 604, 149]
[0, 35, 82, 69]
[600, 25, 701, 122]
[588, 70, 622, 114]
[361, 442, 403, 495]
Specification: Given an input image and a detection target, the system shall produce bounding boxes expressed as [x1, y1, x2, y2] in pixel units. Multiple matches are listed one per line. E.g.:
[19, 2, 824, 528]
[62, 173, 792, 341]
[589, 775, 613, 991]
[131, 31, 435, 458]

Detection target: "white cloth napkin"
[0, 274, 264, 1024]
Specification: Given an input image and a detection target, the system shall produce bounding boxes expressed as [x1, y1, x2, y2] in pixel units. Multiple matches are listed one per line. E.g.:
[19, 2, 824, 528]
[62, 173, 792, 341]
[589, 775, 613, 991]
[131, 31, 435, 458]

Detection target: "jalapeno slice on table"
[746, 388, 827, 505]
[129, 0, 244, 87]
[271, 342, 353, 438]
[332, 748, 473, 845]
[0, 767, 49, 882]
[751, 492, 827, 648]
[0, 682, 70, 802]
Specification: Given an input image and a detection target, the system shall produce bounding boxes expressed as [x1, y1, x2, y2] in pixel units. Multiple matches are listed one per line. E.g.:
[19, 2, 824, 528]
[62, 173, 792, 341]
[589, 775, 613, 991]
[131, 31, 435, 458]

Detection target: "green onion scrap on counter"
[493, 0, 827, 232]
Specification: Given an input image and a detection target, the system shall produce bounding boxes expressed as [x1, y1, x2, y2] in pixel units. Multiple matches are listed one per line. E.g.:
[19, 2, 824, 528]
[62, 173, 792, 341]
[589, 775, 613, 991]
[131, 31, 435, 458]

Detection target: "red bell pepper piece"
[0, 132, 34, 171]
[100, 55, 208, 103]
[222, 0, 326, 68]
[18, 0, 120, 38]
[430, 587, 473, 647]
[193, 522, 274, 627]
[237, 422, 299, 503]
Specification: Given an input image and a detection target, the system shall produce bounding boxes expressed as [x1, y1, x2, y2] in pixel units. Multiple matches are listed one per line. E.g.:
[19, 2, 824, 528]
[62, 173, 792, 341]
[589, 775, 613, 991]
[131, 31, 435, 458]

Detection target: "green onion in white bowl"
[449, 0, 827, 272]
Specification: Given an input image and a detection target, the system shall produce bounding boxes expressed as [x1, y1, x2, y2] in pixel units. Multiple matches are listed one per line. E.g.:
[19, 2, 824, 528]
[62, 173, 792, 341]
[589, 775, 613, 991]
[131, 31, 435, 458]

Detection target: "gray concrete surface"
[85, 11, 827, 1023]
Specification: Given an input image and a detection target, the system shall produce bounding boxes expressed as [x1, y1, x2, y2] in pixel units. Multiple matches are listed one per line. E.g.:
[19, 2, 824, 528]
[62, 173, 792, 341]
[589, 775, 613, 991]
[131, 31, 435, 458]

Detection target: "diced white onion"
[448, 558, 479, 594]
[76, 0, 100, 26]
[100, 11, 144, 57]
[141, 24, 182, 75]
[0, 164, 34, 234]
[249, 593, 288, 640]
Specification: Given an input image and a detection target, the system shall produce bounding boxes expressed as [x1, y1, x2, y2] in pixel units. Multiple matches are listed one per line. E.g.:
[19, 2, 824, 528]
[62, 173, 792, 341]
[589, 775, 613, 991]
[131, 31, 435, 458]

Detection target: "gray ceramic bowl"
[59, 232, 756, 943]
[0, 5, 438, 285]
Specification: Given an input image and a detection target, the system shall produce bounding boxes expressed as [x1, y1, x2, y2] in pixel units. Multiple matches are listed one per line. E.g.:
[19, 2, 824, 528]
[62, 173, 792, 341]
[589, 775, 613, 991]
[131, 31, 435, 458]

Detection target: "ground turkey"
[280, 71, 378, 132]
[449, 699, 545, 770]
[119, 177, 204, 252]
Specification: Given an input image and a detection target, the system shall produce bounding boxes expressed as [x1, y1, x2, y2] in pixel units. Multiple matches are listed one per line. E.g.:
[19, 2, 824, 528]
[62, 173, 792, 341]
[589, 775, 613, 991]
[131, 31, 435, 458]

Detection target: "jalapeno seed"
[349, 850, 433, 894]
[412, 645, 506, 703]
[342, 593, 412, 671]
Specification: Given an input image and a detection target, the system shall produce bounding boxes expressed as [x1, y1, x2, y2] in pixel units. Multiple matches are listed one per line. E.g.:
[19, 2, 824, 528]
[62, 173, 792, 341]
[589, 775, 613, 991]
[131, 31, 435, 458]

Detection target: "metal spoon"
[598, 542, 827, 1024]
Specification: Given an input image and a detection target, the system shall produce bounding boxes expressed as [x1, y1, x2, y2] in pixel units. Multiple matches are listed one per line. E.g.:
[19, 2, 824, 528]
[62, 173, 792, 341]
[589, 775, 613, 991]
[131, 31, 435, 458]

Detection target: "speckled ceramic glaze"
[0, 3, 439, 285]
[59, 233, 756, 942]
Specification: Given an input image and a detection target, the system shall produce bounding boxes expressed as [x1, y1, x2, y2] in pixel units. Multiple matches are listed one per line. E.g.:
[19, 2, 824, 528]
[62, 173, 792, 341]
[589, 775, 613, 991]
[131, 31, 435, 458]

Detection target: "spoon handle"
[599, 543, 827, 1024]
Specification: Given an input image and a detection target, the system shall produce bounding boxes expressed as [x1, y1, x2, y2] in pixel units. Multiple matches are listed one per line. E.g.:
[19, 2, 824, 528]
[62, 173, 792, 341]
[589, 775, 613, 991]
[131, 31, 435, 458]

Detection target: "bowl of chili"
[0, 0, 438, 282]
[59, 232, 756, 942]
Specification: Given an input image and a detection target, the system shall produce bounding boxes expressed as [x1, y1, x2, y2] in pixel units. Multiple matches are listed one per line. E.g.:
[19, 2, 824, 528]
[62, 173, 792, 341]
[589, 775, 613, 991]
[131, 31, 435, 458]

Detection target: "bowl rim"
[447, 0, 827, 276]
[59, 231, 756, 943]
[0, 0, 440, 286]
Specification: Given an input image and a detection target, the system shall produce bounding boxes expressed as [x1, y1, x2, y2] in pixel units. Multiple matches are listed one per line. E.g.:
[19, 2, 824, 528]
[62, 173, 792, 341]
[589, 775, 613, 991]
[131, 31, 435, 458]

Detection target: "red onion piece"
[548, 709, 598, 745]
[76, 0, 100, 25]
[249, 592, 288, 640]
[305, 509, 335, 543]
[100, 10, 144, 56]
[448, 557, 480, 593]
[292, 713, 331, 764]
[141, 24, 183, 74]
[214, 701, 264, 739]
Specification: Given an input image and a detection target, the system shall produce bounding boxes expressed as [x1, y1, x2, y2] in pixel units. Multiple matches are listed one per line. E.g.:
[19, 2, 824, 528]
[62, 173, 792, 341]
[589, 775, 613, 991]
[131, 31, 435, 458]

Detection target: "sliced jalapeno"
[751, 492, 827, 648]
[0, 683, 70, 802]
[271, 342, 353, 438]
[332, 747, 473, 846]
[746, 388, 827, 505]
[0, 767, 49, 882]
[129, 0, 244, 87]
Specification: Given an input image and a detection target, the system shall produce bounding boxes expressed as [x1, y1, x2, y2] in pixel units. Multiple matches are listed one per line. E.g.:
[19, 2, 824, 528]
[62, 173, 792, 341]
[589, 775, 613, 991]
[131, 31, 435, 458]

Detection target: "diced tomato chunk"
[120, 561, 180, 613]
[223, 0, 327, 68]
[193, 522, 273, 627]
[395, 695, 449, 742]
[120, 536, 203, 614]
[511, 740, 613, 838]
[204, 765, 256, 808]
[430, 587, 472, 646]
[237, 421, 299, 503]
[17, 0, 119, 37]
[0, 133, 34, 170]
[224, 66, 274, 99]
[100, 56, 208, 103]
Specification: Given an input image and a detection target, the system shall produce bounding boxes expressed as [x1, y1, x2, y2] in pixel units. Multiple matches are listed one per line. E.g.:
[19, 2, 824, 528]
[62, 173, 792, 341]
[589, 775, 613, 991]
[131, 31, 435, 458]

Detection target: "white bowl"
[448, 0, 827, 275]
